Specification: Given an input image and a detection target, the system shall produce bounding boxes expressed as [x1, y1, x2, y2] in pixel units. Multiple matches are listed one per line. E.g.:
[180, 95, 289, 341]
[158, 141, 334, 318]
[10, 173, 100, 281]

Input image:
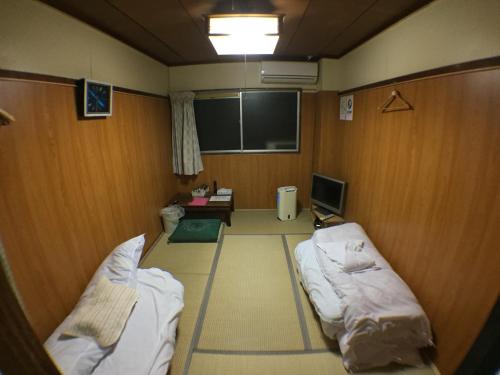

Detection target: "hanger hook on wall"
[0, 108, 16, 125]
[378, 90, 414, 113]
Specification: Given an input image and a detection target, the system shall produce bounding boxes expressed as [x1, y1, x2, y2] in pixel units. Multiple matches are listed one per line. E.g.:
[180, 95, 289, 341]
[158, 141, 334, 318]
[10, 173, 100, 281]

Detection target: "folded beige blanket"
[64, 276, 138, 347]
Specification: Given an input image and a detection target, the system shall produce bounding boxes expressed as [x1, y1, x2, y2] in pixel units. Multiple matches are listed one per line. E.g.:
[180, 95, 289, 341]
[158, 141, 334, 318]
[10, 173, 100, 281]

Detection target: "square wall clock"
[82, 79, 113, 117]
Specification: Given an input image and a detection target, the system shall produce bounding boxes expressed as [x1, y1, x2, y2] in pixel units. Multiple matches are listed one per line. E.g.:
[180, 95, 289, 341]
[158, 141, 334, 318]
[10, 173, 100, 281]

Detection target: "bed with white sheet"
[45, 235, 184, 375]
[294, 223, 433, 371]
[92, 268, 182, 375]
[295, 239, 344, 338]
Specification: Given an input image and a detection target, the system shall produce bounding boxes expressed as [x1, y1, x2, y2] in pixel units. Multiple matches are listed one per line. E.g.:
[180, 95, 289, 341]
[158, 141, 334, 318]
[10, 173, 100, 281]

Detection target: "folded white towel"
[317, 241, 348, 265]
[346, 240, 364, 252]
[317, 240, 374, 272]
[344, 246, 375, 272]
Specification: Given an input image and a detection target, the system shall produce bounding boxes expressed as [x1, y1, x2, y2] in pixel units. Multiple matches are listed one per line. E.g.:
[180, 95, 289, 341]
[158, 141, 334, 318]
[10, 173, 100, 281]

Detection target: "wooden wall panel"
[313, 69, 500, 375]
[0, 79, 175, 340]
[312, 91, 343, 175]
[176, 93, 316, 209]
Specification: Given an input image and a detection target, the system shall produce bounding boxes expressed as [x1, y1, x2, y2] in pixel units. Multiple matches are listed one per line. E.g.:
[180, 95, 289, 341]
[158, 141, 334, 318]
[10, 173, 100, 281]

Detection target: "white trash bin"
[277, 186, 297, 221]
[160, 205, 185, 235]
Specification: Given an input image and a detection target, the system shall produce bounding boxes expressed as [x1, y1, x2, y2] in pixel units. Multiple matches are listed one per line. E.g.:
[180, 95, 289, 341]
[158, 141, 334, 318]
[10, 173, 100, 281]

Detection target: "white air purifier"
[277, 186, 297, 221]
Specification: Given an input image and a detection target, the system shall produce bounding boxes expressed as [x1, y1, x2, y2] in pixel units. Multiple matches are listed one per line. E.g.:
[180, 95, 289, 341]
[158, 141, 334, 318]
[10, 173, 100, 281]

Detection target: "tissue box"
[192, 186, 209, 197]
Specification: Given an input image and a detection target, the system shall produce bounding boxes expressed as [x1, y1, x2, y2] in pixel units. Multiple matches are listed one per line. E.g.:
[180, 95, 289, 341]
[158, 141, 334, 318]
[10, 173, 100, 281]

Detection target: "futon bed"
[295, 240, 344, 338]
[295, 223, 433, 371]
[45, 235, 184, 375]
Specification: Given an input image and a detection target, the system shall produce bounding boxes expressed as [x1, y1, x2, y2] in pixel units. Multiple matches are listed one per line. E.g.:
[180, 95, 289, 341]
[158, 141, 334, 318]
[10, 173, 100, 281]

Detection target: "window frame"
[193, 89, 301, 154]
[194, 92, 242, 154]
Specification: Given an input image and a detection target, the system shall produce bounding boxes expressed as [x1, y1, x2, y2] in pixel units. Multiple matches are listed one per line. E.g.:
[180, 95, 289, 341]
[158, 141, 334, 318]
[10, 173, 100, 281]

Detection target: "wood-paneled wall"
[176, 93, 316, 209]
[313, 69, 500, 375]
[0, 79, 175, 340]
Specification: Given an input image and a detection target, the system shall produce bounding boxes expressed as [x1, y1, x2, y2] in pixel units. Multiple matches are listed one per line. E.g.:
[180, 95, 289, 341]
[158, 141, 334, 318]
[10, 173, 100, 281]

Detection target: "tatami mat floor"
[198, 235, 304, 351]
[140, 210, 436, 375]
[224, 209, 314, 235]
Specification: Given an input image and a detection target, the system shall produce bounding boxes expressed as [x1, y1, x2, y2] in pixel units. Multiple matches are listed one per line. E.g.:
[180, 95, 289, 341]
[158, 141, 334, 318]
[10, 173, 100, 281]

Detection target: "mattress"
[312, 223, 433, 371]
[46, 268, 184, 375]
[294, 239, 344, 338]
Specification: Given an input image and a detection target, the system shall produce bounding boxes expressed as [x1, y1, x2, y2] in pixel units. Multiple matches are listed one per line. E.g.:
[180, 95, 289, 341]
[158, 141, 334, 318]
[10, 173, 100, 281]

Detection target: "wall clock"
[82, 79, 113, 117]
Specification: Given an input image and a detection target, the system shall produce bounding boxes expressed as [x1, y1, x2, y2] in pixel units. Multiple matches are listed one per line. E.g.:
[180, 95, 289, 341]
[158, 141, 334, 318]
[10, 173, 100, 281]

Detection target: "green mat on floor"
[169, 219, 221, 243]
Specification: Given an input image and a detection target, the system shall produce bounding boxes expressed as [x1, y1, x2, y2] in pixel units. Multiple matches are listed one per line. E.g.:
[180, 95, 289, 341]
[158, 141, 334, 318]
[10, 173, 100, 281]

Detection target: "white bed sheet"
[294, 239, 344, 338]
[46, 267, 183, 375]
[92, 268, 184, 375]
[312, 223, 433, 371]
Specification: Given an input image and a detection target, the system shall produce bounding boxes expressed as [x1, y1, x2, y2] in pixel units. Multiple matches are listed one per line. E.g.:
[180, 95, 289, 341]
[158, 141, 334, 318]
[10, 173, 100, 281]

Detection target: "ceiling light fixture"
[207, 14, 281, 55]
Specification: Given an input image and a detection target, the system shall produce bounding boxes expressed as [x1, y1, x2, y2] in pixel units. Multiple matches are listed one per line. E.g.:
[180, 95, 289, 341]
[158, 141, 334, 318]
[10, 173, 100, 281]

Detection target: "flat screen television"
[311, 173, 347, 216]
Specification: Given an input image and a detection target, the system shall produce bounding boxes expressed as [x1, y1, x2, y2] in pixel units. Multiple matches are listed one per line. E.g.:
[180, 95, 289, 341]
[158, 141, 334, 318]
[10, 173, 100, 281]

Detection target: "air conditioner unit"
[261, 61, 318, 84]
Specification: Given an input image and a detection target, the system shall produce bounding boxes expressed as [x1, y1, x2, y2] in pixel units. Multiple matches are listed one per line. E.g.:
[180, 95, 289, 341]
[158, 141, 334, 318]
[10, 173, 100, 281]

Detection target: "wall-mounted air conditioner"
[261, 61, 318, 84]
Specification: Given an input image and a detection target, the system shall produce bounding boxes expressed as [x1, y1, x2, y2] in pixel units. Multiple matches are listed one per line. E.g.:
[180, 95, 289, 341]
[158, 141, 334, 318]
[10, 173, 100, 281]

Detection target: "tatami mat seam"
[281, 235, 312, 350]
[193, 348, 333, 356]
[139, 231, 165, 266]
[182, 233, 225, 375]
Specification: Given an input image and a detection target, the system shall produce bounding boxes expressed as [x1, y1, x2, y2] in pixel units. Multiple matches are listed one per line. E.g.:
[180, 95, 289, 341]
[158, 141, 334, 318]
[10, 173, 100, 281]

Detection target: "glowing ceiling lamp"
[207, 14, 281, 55]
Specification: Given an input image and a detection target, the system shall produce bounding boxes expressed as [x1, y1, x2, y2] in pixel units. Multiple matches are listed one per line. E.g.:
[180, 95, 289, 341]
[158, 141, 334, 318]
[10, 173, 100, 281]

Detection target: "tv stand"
[315, 205, 334, 218]
[312, 205, 345, 228]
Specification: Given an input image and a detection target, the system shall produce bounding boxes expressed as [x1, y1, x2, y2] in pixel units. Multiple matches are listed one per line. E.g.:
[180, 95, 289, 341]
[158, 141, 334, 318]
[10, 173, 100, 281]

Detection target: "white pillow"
[81, 234, 145, 300]
[45, 234, 145, 374]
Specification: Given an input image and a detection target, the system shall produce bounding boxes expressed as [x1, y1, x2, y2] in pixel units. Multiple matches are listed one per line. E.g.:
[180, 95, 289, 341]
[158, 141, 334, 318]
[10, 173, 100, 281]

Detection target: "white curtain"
[170, 91, 203, 175]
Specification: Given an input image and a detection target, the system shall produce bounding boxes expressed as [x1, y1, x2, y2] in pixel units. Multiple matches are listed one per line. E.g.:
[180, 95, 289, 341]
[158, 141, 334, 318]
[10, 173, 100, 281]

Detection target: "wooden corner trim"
[338, 56, 500, 95]
[0, 69, 168, 99]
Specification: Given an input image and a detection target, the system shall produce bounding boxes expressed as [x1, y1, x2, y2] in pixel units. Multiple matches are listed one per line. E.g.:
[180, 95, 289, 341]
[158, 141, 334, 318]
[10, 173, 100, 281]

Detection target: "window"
[194, 90, 300, 153]
[194, 94, 240, 152]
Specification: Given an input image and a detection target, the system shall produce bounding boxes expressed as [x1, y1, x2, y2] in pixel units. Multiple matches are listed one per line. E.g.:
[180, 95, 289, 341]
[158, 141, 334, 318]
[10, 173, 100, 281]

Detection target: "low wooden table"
[171, 193, 234, 226]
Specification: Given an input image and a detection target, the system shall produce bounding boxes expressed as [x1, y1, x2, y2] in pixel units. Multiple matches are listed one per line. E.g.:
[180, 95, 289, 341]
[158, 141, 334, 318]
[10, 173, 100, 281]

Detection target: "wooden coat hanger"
[378, 90, 413, 113]
[0, 108, 16, 125]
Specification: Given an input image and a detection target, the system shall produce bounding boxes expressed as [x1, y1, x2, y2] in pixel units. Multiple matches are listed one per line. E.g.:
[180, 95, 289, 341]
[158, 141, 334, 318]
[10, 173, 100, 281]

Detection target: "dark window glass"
[194, 97, 240, 152]
[242, 91, 298, 151]
[193, 91, 299, 153]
